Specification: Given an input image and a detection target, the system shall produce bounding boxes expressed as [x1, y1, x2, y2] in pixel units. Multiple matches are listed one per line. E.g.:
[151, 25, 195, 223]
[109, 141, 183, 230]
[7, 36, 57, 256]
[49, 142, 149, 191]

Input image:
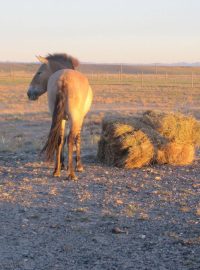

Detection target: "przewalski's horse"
[27, 54, 93, 180]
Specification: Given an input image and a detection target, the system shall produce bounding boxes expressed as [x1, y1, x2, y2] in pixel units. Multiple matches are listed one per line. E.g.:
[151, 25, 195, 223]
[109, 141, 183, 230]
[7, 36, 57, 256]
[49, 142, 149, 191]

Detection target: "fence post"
[141, 72, 143, 87]
[191, 72, 194, 88]
[155, 63, 158, 74]
[119, 63, 123, 82]
[9, 64, 14, 81]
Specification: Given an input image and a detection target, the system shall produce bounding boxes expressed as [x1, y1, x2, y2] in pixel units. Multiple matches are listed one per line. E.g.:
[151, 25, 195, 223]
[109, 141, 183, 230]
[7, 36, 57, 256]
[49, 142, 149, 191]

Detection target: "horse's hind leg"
[66, 126, 80, 181]
[53, 120, 66, 177]
[60, 136, 66, 170]
[75, 131, 84, 172]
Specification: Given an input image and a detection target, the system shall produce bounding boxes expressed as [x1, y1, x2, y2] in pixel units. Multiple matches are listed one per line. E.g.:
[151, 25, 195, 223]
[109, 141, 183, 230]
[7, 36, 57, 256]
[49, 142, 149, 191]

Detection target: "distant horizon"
[1, 60, 200, 67]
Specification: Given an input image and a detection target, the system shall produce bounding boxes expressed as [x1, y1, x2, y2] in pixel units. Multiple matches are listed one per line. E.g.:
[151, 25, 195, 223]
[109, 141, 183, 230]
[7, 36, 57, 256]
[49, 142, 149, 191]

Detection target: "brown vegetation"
[98, 111, 200, 168]
[142, 110, 200, 146]
[157, 142, 195, 165]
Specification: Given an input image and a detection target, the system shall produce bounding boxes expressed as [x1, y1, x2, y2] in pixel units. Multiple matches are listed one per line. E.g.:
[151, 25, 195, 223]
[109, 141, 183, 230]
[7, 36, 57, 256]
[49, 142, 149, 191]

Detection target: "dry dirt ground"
[0, 85, 200, 270]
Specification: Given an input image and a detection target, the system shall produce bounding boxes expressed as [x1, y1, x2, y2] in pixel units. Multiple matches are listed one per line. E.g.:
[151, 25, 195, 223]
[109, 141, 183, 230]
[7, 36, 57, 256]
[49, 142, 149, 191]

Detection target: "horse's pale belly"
[83, 86, 93, 115]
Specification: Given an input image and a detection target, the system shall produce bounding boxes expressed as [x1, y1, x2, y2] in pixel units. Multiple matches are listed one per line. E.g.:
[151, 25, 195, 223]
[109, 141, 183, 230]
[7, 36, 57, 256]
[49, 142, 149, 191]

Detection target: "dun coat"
[27, 53, 93, 180]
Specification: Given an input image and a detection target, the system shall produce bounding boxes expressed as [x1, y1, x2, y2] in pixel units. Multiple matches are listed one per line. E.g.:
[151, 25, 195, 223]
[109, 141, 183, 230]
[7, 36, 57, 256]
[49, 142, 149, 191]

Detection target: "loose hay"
[193, 122, 200, 147]
[98, 111, 200, 168]
[157, 143, 195, 165]
[142, 110, 200, 146]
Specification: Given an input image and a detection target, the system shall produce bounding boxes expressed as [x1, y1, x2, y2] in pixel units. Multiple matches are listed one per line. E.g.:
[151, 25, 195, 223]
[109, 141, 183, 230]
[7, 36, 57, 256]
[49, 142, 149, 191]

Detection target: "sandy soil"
[0, 112, 200, 270]
[0, 150, 200, 270]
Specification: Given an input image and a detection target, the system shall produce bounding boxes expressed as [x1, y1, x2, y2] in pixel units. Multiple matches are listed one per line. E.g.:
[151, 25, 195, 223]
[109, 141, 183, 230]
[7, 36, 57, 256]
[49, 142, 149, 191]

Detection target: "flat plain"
[0, 64, 200, 270]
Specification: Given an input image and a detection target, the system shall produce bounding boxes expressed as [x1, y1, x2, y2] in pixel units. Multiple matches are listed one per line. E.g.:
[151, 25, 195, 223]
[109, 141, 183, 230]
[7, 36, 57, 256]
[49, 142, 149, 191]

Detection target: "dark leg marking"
[75, 131, 84, 172]
[66, 130, 77, 180]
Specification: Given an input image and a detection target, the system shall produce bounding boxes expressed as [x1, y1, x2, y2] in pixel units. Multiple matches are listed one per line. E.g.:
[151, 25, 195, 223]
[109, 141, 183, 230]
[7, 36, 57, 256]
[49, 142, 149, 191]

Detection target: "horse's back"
[47, 69, 92, 117]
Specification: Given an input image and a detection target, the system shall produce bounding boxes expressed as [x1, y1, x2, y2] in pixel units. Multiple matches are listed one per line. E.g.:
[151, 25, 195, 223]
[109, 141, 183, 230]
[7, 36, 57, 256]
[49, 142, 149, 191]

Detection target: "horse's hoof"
[67, 173, 78, 181]
[76, 165, 84, 172]
[53, 171, 61, 177]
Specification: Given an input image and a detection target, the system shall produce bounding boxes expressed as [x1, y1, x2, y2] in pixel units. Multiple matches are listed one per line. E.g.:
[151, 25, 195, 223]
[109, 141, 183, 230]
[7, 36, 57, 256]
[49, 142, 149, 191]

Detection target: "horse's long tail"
[41, 81, 66, 161]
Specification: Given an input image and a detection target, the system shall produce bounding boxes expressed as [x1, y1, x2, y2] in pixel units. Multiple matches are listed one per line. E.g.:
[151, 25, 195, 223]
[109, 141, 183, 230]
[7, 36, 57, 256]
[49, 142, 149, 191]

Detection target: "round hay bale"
[115, 130, 154, 169]
[192, 122, 200, 147]
[97, 139, 117, 166]
[101, 115, 166, 146]
[98, 112, 198, 169]
[98, 116, 155, 168]
[156, 143, 195, 165]
[142, 110, 200, 146]
[97, 139, 106, 161]
[101, 118, 134, 140]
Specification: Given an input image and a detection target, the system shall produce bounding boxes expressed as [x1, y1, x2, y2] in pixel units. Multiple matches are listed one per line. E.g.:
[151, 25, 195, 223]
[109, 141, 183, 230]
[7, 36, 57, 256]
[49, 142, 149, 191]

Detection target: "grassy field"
[0, 65, 200, 154]
[0, 68, 200, 111]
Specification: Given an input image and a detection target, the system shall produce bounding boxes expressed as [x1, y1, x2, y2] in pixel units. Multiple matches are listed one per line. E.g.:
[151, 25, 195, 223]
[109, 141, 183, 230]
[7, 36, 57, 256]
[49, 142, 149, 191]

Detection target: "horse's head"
[27, 56, 51, 100]
[27, 54, 79, 101]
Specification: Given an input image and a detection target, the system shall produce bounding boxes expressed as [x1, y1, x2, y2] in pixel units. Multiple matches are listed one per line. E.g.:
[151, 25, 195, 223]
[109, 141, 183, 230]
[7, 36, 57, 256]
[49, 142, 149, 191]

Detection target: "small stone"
[115, 199, 123, 205]
[112, 227, 128, 234]
[23, 218, 29, 223]
[22, 250, 29, 257]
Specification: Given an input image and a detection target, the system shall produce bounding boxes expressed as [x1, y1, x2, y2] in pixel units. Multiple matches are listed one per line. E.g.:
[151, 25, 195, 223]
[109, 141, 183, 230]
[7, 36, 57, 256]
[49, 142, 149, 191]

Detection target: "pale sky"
[0, 0, 199, 63]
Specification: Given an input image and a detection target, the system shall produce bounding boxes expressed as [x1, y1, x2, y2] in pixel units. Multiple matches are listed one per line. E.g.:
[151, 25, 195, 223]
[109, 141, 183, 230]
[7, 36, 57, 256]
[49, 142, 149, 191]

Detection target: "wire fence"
[0, 71, 200, 88]
[86, 73, 200, 88]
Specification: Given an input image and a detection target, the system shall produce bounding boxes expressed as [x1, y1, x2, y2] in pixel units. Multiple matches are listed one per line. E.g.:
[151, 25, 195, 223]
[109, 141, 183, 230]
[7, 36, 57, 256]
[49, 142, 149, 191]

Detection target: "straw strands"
[157, 143, 195, 165]
[142, 110, 200, 146]
[97, 111, 200, 168]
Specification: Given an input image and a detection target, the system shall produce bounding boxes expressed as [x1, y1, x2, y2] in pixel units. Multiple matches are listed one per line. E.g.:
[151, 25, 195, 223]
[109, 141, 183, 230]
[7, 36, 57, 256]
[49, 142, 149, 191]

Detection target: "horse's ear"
[36, 55, 48, 64]
[70, 56, 80, 68]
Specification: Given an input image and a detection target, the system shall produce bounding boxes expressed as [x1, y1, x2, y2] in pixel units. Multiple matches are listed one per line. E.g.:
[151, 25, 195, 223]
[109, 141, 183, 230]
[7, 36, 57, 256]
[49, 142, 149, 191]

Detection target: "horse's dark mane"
[46, 53, 70, 62]
[46, 53, 79, 68]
